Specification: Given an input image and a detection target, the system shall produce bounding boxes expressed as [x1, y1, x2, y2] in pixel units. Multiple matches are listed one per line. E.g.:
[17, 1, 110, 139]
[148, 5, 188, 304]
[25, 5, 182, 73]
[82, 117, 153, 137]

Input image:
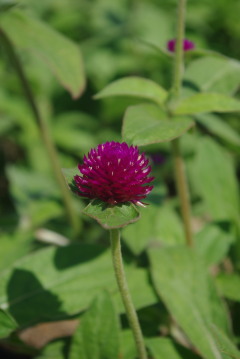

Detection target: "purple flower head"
[74, 142, 154, 206]
[167, 38, 195, 52]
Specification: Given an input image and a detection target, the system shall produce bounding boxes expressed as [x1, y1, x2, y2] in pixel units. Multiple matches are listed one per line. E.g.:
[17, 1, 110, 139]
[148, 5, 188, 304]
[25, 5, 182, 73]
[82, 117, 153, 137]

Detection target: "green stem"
[172, 0, 186, 99]
[0, 28, 80, 235]
[171, 0, 194, 247]
[110, 229, 147, 359]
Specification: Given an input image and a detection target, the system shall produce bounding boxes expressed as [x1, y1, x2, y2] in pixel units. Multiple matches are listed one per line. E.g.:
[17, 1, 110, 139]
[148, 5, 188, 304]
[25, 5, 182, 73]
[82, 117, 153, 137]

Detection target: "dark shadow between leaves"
[7, 269, 66, 327]
[182, 80, 200, 93]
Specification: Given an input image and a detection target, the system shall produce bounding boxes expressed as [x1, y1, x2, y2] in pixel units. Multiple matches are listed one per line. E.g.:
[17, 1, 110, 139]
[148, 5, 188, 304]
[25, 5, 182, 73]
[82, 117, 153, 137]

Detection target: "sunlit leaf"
[0, 244, 156, 327]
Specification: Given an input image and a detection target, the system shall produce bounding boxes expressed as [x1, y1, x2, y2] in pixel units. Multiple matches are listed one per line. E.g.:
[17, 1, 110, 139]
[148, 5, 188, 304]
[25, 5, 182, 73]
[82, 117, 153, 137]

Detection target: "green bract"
[82, 200, 140, 229]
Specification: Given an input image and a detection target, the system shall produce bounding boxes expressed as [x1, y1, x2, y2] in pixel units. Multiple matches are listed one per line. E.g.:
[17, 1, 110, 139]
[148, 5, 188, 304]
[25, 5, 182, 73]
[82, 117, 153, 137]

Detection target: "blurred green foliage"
[0, 0, 240, 358]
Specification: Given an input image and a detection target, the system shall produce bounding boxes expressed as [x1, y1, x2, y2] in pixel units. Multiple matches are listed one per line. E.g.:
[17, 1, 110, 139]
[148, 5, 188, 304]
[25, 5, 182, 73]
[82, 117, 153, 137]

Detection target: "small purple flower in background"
[151, 153, 165, 165]
[74, 142, 154, 206]
[167, 38, 195, 52]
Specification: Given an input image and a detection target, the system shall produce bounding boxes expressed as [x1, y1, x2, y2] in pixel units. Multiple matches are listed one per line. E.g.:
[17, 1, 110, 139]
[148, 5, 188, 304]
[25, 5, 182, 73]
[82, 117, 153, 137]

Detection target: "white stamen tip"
[136, 201, 146, 208]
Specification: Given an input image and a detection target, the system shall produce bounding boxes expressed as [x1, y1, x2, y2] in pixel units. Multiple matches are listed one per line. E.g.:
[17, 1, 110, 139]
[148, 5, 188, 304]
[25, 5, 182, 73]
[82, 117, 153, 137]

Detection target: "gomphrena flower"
[167, 38, 195, 52]
[74, 141, 154, 205]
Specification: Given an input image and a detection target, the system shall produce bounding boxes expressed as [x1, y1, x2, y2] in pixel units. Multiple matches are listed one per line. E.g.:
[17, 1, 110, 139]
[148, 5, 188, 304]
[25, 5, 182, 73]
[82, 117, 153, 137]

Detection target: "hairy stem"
[110, 229, 147, 359]
[171, 0, 193, 247]
[0, 28, 80, 235]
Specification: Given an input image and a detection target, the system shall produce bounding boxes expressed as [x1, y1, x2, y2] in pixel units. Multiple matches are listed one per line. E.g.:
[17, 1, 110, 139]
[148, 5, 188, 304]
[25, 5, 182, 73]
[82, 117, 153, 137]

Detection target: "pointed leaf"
[0, 309, 17, 338]
[148, 246, 232, 359]
[174, 93, 240, 115]
[94, 77, 167, 105]
[0, 9, 85, 98]
[69, 291, 120, 359]
[122, 103, 194, 146]
[82, 200, 140, 229]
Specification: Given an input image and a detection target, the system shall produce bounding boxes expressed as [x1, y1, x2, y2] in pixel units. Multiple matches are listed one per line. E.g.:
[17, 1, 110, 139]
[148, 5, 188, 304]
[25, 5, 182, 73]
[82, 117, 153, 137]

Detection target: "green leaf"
[0, 9, 85, 98]
[53, 115, 97, 155]
[94, 76, 167, 105]
[189, 138, 240, 221]
[0, 0, 16, 12]
[147, 337, 199, 359]
[0, 309, 18, 338]
[216, 274, 240, 302]
[122, 103, 194, 146]
[184, 56, 240, 95]
[134, 3, 174, 51]
[82, 200, 140, 229]
[0, 244, 156, 327]
[0, 232, 32, 273]
[62, 167, 78, 191]
[207, 278, 231, 335]
[36, 339, 68, 359]
[210, 325, 240, 359]
[120, 330, 136, 359]
[69, 291, 120, 359]
[195, 223, 234, 266]
[174, 93, 240, 115]
[114, 266, 157, 313]
[122, 203, 185, 255]
[148, 246, 233, 359]
[195, 113, 240, 147]
[7, 166, 63, 225]
[122, 205, 158, 255]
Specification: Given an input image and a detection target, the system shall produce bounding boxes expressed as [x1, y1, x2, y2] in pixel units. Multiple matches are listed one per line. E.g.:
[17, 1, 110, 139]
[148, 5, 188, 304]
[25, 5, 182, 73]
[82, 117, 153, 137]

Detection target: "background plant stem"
[0, 29, 80, 236]
[110, 229, 147, 359]
[171, 0, 193, 247]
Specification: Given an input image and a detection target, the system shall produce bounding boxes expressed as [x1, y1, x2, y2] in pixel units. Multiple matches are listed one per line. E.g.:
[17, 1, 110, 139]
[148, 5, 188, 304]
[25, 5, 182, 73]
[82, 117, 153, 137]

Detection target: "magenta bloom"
[74, 142, 154, 205]
[167, 38, 195, 52]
